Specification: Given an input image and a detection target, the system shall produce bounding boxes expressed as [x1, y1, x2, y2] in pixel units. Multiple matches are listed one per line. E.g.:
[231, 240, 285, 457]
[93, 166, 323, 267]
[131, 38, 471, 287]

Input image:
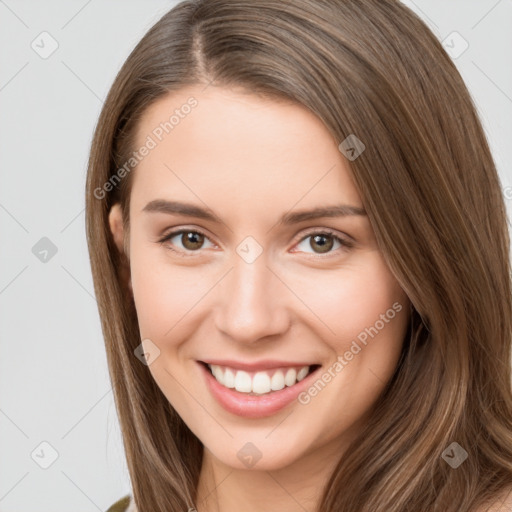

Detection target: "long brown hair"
[85, 1, 512, 510]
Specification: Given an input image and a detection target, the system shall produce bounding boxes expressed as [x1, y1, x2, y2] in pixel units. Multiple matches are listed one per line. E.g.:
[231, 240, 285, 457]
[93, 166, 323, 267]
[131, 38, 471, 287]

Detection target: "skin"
[109, 84, 411, 512]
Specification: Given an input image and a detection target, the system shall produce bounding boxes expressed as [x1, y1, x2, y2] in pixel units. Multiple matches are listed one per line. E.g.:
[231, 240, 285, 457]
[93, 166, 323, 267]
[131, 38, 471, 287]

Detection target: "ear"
[108, 203, 132, 294]
[108, 203, 125, 255]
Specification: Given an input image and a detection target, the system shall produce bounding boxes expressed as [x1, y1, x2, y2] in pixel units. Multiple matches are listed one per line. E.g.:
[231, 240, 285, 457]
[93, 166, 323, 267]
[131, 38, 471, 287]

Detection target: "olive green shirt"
[106, 495, 132, 512]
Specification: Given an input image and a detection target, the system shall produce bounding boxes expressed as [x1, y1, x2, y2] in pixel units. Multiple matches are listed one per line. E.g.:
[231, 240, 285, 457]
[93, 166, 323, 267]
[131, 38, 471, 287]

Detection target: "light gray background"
[0, 1, 511, 511]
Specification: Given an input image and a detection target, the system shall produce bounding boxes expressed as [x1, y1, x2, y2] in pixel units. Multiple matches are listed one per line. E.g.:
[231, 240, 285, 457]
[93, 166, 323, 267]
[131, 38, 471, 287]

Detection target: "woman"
[86, 1, 512, 511]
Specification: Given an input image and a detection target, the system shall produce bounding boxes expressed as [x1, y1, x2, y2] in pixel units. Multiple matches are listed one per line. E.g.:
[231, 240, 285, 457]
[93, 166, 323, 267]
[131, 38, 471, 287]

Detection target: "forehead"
[130, 84, 362, 213]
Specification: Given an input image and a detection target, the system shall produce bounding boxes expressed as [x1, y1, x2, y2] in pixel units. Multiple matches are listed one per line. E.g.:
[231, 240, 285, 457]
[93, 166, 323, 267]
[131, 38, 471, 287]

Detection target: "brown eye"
[159, 229, 215, 254]
[310, 234, 334, 253]
[294, 231, 351, 256]
[181, 231, 205, 250]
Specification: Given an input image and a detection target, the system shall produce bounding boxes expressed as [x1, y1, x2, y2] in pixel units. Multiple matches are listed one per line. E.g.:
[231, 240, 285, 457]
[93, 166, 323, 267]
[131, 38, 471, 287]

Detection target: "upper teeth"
[208, 364, 310, 395]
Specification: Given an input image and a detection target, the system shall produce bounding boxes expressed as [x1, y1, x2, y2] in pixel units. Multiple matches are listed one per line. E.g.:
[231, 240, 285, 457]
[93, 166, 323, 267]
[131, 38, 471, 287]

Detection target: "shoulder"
[106, 494, 136, 512]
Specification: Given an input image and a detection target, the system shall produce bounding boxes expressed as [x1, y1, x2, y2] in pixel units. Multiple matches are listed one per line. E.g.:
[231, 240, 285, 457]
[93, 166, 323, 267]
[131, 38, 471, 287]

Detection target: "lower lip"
[198, 362, 320, 418]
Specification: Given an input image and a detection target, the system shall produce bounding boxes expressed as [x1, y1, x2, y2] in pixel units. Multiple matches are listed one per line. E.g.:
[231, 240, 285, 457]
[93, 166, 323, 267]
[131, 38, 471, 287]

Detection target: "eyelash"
[157, 227, 354, 258]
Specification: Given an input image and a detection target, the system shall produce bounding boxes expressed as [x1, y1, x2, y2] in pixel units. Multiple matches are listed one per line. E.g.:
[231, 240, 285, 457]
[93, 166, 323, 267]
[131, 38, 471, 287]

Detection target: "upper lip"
[199, 359, 319, 372]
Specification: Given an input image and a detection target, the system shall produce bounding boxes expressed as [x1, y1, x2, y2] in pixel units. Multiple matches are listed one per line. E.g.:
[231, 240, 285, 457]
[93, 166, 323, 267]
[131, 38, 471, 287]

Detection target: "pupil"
[311, 234, 333, 253]
[183, 232, 203, 250]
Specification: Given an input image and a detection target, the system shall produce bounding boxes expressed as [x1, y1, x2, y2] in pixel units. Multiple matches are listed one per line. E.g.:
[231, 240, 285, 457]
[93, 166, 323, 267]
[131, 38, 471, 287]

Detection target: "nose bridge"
[214, 249, 289, 343]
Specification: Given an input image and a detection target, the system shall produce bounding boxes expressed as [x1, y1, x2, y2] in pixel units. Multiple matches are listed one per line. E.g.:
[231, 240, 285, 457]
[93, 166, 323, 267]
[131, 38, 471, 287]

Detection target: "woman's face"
[109, 84, 410, 471]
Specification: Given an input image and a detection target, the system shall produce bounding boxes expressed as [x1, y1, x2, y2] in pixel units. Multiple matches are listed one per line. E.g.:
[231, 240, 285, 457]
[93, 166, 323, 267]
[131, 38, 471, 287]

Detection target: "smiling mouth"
[200, 362, 321, 396]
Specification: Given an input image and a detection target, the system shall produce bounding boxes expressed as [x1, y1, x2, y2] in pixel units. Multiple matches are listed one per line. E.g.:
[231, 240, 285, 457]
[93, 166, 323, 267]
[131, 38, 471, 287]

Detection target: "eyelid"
[293, 226, 353, 244]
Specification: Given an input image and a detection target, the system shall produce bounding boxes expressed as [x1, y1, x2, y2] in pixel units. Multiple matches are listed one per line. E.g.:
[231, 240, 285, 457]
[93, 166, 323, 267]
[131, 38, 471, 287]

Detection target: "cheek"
[287, 253, 408, 354]
[128, 241, 215, 342]
[289, 257, 409, 441]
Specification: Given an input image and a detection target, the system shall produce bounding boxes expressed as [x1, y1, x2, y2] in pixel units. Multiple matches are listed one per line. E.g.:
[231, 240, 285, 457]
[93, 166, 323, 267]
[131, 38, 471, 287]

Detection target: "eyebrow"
[142, 199, 367, 225]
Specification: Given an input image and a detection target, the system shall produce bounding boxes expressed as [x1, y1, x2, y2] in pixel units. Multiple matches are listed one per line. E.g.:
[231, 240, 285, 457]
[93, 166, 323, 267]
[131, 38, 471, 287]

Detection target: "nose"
[213, 251, 291, 345]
